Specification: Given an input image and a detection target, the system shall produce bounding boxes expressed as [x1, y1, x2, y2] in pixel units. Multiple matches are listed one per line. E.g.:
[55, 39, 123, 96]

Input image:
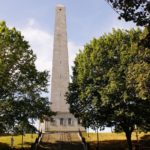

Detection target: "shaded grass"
[0, 142, 10, 150]
[83, 132, 150, 150]
[0, 134, 37, 150]
[83, 132, 150, 141]
[39, 141, 83, 150]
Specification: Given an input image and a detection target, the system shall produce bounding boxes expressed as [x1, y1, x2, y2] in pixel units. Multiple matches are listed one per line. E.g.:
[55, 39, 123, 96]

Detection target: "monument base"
[39, 112, 85, 132]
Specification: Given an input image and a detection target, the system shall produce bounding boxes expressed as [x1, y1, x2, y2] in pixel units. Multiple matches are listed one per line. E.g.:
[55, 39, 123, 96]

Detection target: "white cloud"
[19, 19, 82, 77]
[28, 18, 36, 27]
[20, 21, 53, 72]
[68, 42, 83, 75]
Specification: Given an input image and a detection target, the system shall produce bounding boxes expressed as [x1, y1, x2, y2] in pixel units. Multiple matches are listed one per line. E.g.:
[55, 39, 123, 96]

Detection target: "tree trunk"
[88, 128, 89, 137]
[22, 129, 24, 149]
[96, 128, 100, 150]
[125, 131, 132, 150]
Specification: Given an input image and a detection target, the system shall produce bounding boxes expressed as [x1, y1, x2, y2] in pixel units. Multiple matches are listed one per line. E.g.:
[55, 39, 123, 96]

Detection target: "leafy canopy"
[66, 28, 150, 150]
[0, 21, 53, 133]
[106, 0, 150, 26]
[106, 0, 150, 48]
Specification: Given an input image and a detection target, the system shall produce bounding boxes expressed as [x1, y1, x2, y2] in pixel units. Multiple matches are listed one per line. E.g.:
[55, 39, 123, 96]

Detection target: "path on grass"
[37, 132, 84, 150]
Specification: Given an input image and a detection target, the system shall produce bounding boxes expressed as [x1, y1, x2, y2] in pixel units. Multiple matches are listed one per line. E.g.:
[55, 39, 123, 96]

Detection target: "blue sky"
[0, 0, 135, 43]
[0, 0, 136, 72]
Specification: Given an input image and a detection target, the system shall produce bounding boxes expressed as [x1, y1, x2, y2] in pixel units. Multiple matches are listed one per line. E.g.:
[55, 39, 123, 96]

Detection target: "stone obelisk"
[40, 5, 85, 132]
[51, 4, 69, 112]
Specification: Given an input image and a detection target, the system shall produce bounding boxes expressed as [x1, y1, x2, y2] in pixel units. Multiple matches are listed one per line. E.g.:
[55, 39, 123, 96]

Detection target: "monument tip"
[56, 4, 65, 8]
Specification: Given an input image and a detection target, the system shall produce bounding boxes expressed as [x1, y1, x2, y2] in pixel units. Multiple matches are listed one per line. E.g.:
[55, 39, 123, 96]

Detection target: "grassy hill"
[83, 132, 150, 150]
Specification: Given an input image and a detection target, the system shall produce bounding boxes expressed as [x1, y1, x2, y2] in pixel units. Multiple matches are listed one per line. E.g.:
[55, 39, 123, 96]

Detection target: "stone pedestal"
[44, 112, 85, 132]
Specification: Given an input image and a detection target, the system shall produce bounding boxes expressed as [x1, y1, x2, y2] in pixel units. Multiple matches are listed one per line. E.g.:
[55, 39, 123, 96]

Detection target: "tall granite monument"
[40, 5, 85, 132]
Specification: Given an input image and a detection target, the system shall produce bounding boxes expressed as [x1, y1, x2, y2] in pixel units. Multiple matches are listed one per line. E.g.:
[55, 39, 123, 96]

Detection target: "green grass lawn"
[0, 134, 37, 150]
[82, 132, 150, 150]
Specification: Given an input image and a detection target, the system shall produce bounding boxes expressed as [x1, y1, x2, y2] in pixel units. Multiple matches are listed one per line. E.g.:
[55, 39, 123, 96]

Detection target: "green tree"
[106, 0, 150, 26]
[0, 21, 53, 134]
[106, 0, 150, 48]
[66, 28, 150, 150]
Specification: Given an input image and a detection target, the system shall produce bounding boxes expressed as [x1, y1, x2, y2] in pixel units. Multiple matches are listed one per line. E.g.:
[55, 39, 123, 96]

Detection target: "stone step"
[38, 132, 83, 150]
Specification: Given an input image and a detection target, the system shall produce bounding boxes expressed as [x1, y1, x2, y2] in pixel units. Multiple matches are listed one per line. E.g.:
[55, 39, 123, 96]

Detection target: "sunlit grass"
[1, 132, 149, 150]
[83, 132, 150, 142]
[0, 134, 37, 149]
[82, 132, 150, 150]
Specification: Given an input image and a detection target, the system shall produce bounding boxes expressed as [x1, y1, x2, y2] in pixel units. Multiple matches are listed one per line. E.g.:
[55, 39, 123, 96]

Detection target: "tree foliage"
[106, 0, 150, 26]
[66, 28, 150, 150]
[0, 22, 52, 133]
[106, 0, 150, 48]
